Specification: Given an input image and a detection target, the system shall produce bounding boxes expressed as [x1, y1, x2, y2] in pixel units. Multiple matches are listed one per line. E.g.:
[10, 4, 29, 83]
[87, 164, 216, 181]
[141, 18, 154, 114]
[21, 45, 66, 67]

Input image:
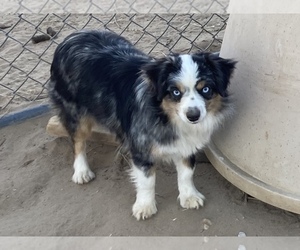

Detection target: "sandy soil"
[0, 114, 300, 236]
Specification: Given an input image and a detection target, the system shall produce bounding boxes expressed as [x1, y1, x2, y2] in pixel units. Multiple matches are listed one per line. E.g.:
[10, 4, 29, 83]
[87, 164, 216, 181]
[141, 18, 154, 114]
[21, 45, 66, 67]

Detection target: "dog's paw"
[72, 169, 95, 184]
[178, 192, 205, 209]
[132, 200, 157, 221]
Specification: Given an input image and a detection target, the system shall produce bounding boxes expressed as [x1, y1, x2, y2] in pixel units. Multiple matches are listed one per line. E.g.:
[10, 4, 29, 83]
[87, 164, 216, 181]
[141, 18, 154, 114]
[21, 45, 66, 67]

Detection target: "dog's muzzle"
[186, 107, 200, 123]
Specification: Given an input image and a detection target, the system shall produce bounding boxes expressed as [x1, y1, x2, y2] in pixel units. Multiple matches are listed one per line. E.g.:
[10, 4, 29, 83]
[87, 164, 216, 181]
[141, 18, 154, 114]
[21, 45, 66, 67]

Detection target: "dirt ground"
[0, 113, 300, 236]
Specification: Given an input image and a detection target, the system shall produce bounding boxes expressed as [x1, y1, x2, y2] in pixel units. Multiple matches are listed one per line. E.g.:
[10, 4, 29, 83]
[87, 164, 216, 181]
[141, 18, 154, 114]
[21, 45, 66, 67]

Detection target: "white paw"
[132, 200, 157, 221]
[72, 152, 95, 184]
[72, 169, 95, 184]
[178, 191, 205, 209]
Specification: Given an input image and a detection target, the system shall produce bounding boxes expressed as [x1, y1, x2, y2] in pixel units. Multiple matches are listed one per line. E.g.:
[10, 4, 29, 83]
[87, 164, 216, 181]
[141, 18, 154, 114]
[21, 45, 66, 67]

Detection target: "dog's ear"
[204, 53, 237, 97]
[142, 55, 179, 101]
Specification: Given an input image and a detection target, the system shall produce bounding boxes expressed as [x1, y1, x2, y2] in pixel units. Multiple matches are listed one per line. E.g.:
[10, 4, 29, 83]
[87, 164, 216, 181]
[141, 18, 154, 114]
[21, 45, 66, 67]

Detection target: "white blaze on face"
[174, 55, 207, 123]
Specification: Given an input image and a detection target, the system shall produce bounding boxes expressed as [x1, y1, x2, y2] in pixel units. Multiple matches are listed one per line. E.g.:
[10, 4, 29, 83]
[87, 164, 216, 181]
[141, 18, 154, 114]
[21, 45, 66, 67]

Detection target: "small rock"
[238, 231, 246, 237]
[236, 213, 245, 221]
[202, 219, 212, 230]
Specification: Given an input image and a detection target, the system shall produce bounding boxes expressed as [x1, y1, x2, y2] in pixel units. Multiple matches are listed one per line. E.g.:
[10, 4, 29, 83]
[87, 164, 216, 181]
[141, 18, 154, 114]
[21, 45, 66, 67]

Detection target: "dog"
[48, 30, 236, 220]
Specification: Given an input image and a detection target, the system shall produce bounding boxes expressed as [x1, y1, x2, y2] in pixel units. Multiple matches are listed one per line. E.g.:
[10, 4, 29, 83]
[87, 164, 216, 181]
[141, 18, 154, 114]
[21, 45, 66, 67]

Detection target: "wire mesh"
[0, 1, 229, 114]
[3, 0, 229, 14]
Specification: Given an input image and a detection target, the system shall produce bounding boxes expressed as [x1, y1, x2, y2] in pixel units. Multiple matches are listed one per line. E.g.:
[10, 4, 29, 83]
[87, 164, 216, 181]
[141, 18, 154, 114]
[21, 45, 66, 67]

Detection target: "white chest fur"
[153, 114, 221, 160]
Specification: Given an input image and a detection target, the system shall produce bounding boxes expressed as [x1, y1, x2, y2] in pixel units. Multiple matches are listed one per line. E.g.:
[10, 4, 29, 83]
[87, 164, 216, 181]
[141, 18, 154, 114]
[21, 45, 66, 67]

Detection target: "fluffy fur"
[48, 30, 236, 220]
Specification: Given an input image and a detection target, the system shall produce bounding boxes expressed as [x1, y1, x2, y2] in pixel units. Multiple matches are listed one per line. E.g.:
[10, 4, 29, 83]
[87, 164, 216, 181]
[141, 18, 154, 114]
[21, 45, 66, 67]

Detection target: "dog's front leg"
[130, 160, 157, 220]
[175, 155, 205, 209]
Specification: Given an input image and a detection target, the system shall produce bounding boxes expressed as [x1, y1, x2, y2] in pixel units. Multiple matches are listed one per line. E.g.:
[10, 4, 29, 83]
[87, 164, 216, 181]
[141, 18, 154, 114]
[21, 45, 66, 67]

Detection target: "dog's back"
[48, 30, 150, 138]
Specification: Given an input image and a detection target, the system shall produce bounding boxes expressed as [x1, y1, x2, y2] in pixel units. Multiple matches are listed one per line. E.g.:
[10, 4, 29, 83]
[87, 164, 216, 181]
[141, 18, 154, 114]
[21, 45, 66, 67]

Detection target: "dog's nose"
[186, 108, 200, 122]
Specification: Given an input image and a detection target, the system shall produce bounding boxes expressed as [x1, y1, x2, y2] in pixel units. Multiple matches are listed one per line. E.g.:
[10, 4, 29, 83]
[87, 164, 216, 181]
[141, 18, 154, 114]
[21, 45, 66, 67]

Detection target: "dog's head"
[142, 52, 236, 124]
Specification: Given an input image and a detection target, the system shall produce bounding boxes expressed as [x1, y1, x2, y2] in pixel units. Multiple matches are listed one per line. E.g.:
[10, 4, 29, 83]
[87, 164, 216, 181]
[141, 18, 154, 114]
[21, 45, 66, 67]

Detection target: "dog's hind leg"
[130, 159, 157, 220]
[71, 116, 95, 184]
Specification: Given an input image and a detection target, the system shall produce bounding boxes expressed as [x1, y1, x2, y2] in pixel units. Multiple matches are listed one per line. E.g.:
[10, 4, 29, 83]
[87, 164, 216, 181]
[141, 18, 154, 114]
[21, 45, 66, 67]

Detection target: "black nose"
[186, 108, 200, 122]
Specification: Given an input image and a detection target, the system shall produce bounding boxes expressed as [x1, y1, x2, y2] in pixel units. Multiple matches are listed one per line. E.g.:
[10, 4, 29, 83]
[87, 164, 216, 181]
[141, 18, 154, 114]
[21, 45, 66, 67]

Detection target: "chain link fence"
[0, 1, 229, 115]
[4, 0, 229, 14]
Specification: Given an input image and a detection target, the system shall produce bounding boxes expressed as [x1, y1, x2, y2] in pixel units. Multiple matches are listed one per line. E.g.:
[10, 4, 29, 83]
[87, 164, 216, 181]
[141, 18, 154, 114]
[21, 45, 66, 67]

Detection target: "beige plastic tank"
[205, 2, 300, 213]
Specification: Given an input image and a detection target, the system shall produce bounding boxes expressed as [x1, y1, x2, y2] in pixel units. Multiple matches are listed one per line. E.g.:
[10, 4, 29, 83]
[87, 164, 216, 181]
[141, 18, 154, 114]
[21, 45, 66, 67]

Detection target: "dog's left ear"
[205, 53, 237, 97]
[142, 56, 179, 101]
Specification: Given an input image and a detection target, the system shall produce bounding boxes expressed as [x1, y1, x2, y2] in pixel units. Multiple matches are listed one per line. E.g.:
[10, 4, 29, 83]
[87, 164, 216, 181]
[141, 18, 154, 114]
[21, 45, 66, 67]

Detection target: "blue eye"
[172, 89, 181, 96]
[202, 86, 210, 94]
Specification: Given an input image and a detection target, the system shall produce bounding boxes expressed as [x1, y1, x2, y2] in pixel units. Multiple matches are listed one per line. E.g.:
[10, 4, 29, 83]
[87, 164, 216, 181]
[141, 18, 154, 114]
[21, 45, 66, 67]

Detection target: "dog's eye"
[200, 86, 213, 99]
[172, 88, 181, 97]
[202, 86, 210, 94]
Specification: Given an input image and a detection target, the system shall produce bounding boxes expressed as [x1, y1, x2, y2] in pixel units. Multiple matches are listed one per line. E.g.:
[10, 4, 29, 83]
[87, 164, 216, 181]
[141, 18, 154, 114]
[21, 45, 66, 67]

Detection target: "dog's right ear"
[142, 56, 179, 101]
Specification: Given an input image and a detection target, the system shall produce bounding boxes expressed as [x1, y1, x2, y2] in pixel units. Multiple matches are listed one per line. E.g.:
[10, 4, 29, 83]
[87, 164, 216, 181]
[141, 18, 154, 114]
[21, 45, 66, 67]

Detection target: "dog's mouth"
[187, 119, 200, 124]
